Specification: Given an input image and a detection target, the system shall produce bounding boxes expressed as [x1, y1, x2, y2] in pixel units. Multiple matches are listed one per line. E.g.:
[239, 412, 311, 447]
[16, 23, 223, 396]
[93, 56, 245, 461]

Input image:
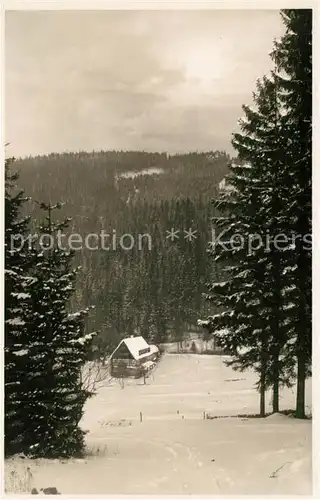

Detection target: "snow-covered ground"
[5, 354, 312, 495]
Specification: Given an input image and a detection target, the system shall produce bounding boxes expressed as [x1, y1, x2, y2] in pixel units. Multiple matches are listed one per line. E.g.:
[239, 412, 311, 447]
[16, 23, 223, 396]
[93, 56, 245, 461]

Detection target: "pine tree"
[5, 156, 35, 455]
[21, 202, 96, 457]
[201, 9, 311, 418]
[202, 157, 274, 416]
[233, 74, 298, 413]
[270, 9, 312, 418]
[201, 78, 293, 416]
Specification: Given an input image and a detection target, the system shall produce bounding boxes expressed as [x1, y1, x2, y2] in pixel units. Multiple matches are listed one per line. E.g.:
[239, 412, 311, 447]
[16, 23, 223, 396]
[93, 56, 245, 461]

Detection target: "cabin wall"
[112, 343, 133, 360]
[111, 359, 140, 378]
[110, 350, 160, 378]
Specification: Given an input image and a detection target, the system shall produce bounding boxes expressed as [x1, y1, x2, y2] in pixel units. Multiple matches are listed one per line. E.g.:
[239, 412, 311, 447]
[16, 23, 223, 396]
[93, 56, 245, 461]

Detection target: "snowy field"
[5, 354, 312, 495]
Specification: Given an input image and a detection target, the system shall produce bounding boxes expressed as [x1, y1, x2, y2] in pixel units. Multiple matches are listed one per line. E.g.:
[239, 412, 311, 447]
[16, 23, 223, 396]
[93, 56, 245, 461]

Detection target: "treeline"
[13, 150, 231, 352]
[202, 9, 312, 418]
[16, 150, 230, 212]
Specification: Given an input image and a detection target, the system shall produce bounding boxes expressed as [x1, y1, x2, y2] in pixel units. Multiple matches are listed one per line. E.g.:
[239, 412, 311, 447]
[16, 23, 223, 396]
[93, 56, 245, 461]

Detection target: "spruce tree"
[201, 77, 295, 415]
[202, 157, 274, 416]
[5, 156, 36, 455]
[270, 9, 312, 418]
[22, 202, 96, 457]
[233, 74, 296, 413]
[201, 9, 311, 418]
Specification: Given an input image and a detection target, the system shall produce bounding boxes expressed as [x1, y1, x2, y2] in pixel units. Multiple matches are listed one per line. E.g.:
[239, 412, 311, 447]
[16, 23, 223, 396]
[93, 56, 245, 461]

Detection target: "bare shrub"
[80, 360, 111, 394]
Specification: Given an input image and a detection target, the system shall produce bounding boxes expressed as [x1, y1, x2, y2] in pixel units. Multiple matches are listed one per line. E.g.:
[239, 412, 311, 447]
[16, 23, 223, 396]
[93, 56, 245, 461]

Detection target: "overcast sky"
[5, 10, 284, 158]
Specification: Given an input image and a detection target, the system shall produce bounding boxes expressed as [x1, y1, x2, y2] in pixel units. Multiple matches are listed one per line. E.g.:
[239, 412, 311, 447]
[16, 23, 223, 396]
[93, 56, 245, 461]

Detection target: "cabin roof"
[113, 336, 149, 361]
[123, 336, 149, 360]
[109, 336, 160, 362]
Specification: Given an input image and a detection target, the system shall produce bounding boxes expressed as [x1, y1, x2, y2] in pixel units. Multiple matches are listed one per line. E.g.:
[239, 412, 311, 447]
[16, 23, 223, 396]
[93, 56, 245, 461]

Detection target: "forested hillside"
[14, 150, 231, 353]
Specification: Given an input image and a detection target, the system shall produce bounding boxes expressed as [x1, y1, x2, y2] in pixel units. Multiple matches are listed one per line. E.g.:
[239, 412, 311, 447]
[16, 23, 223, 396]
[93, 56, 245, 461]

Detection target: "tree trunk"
[295, 252, 307, 419]
[260, 341, 267, 417]
[272, 351, 280, 413]
[296, 349, 306, 418]
[272, 376, 279, 413]
[260, 374, 266, 417]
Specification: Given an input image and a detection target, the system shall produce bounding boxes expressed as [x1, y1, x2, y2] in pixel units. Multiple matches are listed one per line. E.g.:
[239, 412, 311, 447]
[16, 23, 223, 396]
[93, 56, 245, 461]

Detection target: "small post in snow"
[140, 411, 142, 423]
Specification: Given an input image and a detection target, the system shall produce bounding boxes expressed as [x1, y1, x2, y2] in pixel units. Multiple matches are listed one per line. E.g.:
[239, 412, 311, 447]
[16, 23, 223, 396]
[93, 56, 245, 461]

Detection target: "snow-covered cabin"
[110, 336, 160, 378]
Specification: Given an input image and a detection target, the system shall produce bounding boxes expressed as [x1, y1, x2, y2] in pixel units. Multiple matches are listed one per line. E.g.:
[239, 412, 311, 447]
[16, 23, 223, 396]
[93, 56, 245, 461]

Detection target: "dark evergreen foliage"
[5, 157, 35, 455]
[20, 202, 96, 457]
[271, 9, 312, 419]
[201, 9, 312, 418]
[5, 162, 96, 457]
[14, 150, 229, 351]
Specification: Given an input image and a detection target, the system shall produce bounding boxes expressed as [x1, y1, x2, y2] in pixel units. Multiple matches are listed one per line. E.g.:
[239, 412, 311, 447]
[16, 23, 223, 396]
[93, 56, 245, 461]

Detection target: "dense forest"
[13, 150, 231, 352]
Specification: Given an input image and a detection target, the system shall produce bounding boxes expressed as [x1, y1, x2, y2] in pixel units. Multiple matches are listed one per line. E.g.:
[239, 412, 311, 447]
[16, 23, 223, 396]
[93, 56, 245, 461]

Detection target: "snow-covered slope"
[5, 354, 312, 495]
